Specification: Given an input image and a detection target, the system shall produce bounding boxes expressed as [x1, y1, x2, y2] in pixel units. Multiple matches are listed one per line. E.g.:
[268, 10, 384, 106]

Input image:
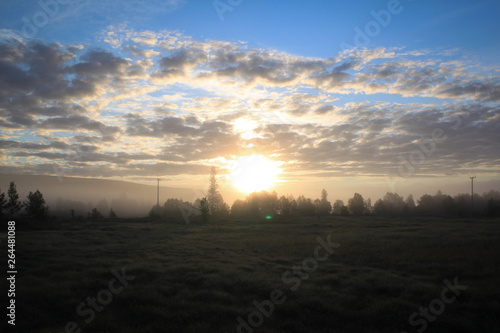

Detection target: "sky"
[0, 0, 499, 203]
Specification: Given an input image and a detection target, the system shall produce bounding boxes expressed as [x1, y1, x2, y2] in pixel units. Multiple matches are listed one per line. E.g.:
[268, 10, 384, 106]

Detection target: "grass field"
[7, 215, 500, 332]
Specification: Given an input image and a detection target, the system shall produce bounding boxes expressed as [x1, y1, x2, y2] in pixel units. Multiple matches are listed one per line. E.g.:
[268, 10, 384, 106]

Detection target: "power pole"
[157, 178, 161, 208]
[470, 176, 476, 215]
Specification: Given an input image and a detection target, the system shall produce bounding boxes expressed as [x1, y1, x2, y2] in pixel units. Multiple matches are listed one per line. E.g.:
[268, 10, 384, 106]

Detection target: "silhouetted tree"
[277, 195, 292, 215]
[375, 192, 407, 215]
[207, 166, 229, 216]
[487, 198, 500, 217]
[405, 195, 416, 214]
[454, 194, 469, 217]
[373, 199, 387, 215]
[231, 199, 248, 217]
[200, 197, 209, 222]
[0, 188, 6, 219]
[416, 194, 434, 215]
[24, 189, 49, 220]
[365, 198, 372, 214]
[296, 195, 316, 216]
[417, 191, 459, 215]
[148, 205, 161, 218]
[109, 208, 117, 218]
[6, 182, 22, 218]
[244, 191, 278, 217]
[332, 200, 345, 215]
[442, 195, 455, 215]
[317, 189, 332, 217]
[348, 193, 365, 215]
[89, 208, 103, 220]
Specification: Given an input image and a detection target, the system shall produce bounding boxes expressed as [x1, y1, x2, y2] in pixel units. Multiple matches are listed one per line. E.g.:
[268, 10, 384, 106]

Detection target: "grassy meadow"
[7, 215, 500, 332]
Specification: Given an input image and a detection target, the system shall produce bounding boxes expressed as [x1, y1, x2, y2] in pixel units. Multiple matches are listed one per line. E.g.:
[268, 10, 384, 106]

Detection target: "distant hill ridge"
[0, 174, 205, 217]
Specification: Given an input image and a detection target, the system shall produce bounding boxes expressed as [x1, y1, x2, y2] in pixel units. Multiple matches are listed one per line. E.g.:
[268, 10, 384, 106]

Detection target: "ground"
[7, 215, 500, 332]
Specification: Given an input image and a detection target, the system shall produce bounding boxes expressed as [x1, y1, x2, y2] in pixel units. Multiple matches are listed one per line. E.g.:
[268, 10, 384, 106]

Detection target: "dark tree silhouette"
[348, 193, 365, 215]
[277, 195, 292, 215]
[0, 188, 6, 218]
[200, 197, 209, 222]
[374, 192, 407, 215]
[230, 199, 248, 217]
[109, 208, 117, 218]
[207, 166, 229, 216]
[332, 200, 345, 215]
[89, 208, 103, 220]
[405, 195, 416, 214]
[296, 195, 316, 216]
[24, 189, 49, 220]
[6, 182, 22, 218]
[317, 189, 332, 217]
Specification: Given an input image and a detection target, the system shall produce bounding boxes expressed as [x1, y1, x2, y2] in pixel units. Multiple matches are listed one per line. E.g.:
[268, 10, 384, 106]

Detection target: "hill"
[0, 174, 207, 217]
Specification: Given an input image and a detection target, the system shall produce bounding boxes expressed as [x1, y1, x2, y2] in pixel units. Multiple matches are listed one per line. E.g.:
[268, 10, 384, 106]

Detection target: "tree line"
[227, 189, 500, 218]
[0, 182, 49, 220]
[2, 175, 500, 222]
[149, 168, 500, 220]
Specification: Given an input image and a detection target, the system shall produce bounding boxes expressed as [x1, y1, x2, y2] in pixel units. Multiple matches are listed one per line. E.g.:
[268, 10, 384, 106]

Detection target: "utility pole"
[157, 178, 161, 208]
[470, 176, 476, 215]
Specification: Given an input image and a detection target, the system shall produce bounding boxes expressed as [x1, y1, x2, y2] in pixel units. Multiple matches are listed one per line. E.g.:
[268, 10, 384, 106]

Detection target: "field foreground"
[6, 216, 500, 332]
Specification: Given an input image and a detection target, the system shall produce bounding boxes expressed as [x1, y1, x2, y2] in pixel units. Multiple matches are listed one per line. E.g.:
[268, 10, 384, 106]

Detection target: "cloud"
[0, 30, 498, 183]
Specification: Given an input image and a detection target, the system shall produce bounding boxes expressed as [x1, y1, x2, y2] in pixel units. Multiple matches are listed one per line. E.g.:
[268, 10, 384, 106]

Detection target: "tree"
[109, 208, 117, 218]
[277, 195, 291, 215]
[365, 198, 372, 214]
[332, 200, 345, 215]
[317, 189, 332, 217]
[200, 197, 210, 222]
[373, 199, 387, 215]
[0, 189, 6, 218]
[24, 189, 49, 220]
[405, 195, 416, 214]
[6, 182, 22, 218]
[89, 208, 103, 220]
[375, 192, 407, 215]
[348, 193, 365, 215]
[230, 199, 248, 217]
[416, 194, 434, 215]
[207, 166, 229, 216]
[296, 195, 316, 216]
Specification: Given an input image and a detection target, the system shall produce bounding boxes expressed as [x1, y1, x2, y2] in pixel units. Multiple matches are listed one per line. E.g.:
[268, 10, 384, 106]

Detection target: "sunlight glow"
[233, 117, 260, 140]
[229, 155, 280, 193]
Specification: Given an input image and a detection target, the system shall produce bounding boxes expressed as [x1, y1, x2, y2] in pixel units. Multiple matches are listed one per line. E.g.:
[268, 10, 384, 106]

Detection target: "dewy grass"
[11, 216, 500, 332]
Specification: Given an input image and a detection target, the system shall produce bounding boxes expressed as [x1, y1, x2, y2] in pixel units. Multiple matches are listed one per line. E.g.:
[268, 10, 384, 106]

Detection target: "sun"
[229, 155, 280, 193]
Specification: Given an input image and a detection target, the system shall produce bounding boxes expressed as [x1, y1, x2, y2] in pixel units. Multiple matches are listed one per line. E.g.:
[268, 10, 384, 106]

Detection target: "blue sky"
[3, 0, 499, 59]
[0, 0, 499, 202]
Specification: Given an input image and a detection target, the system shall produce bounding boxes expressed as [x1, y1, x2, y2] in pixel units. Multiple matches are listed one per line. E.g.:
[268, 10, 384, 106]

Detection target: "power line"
[470, 176, 476, 215]
[157, 178, 161, 208]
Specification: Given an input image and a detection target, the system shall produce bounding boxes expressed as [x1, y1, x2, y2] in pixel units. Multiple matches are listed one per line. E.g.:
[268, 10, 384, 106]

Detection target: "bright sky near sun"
[0, 0, 499, 202]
